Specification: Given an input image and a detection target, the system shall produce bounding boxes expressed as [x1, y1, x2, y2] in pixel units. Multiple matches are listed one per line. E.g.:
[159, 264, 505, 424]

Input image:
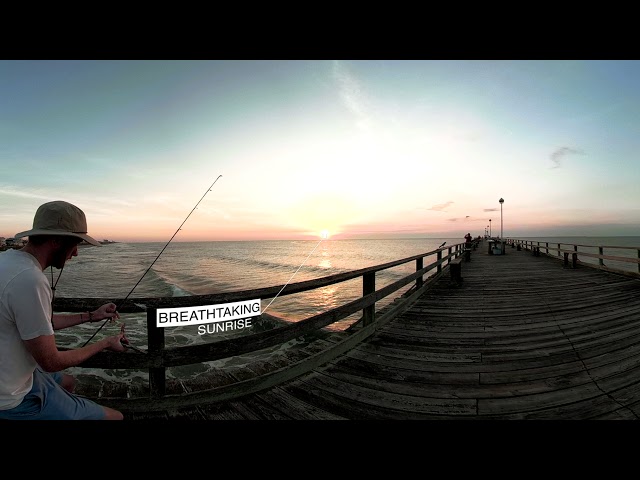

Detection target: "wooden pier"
[88, 240, 640, 420]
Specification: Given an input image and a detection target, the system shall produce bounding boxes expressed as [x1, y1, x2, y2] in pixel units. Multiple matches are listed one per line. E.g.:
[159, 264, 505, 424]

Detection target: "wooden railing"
[54, 241, 469, 409]
[507, 238, 640, 278]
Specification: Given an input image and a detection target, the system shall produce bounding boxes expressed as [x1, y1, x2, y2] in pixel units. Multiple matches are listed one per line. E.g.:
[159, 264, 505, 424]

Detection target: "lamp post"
[489, 219, 491, 237]
[499, 198, 504, 239]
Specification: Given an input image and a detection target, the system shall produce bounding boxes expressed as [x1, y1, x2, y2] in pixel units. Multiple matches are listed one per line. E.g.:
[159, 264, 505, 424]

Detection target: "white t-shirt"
[0, 249, 54, 410]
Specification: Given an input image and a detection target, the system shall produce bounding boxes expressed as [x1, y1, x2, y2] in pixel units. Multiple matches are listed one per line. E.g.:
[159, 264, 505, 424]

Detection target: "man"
[0, 200, 127, 420]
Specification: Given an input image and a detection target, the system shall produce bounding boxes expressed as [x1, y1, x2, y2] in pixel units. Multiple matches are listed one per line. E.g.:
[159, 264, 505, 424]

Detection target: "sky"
[1, 60, 640, 242]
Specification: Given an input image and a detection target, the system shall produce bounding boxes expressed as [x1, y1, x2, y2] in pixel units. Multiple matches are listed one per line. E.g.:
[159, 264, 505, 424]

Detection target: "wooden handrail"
[507, 238, 640, 275]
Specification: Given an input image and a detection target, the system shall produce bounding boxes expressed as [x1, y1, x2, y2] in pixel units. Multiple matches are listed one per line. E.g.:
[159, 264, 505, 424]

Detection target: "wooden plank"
[254, 387, 347, 420]
[326, 355, 480, 385]
[297, 370, 477, 415]
[480, 359, 587, 384]
[478, 392, 627, 420]
[322, 364, 594, 400]
[166, 406, 208, 420]
[588, 407, 639, 420]
[227, 400, 277, 420]
[592, 359, 640, 394]
[281, 380, 418, 419]
[349, 342, 482, 363]
[478, 383, 604, 416]
[280, 376, 462, 420]
[199, 403, 247, 420]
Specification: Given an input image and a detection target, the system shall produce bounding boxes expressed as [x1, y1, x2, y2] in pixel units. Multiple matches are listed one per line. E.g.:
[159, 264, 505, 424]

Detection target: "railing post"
[437, 250, 442, 274]
[448, 247, 452, 264]
[638, 249, 640, 274]
[545, 242, 549, 255]
[599, 247, 604, 266]
[363, 272, 375, 327]
[557, 243, 561, 257]
[147, 307, 166, 398]
[416, 257, 423, 289]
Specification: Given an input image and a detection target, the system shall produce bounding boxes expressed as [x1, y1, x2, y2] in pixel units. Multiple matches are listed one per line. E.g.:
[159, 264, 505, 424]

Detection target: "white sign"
[156, 299, 261, 328]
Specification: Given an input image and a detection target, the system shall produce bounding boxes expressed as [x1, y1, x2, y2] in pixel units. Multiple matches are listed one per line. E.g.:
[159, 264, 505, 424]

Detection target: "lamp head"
[499, 198, 504, 204]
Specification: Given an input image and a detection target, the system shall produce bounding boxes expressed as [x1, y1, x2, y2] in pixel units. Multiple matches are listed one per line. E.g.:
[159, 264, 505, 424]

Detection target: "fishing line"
[81, 175, 223, 348]
[49, 265, 64, 329]
[261, 234, 325, 315]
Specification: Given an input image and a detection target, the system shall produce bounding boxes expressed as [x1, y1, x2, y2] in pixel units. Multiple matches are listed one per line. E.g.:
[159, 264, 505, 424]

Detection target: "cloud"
[449, 216, 473, 222]
[332, 61, 373, 131]
[0, 185, 51, 201]
[428, 201, 454, 211]
[550, 147, 585, 169]
[484, 208, 498, 212]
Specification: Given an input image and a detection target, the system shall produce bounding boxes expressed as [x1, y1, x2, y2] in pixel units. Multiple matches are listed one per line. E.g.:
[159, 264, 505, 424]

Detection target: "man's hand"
[105, 332, 127, 352]
[90, 303, 120, 323]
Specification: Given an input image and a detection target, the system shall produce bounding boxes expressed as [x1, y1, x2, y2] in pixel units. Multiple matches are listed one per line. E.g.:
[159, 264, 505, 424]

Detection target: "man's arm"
[52, 303, 120, 330]
[24, 333, 126, 372]
[52, 312, 91, 330]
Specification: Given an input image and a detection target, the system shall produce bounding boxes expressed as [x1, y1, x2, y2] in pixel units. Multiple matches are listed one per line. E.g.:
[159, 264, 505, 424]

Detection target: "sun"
[320, 229, 330, 239]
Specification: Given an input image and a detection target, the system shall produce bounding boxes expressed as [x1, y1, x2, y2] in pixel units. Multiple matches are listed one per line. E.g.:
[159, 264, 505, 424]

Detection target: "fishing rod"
[81, 175, 223, 348]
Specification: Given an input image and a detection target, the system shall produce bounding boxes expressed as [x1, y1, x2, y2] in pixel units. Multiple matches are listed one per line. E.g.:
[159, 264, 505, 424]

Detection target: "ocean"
[53, 237, 464, 320]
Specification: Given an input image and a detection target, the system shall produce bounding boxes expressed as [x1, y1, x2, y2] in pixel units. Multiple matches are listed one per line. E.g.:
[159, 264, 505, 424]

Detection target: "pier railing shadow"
[54, 241, 469, 410]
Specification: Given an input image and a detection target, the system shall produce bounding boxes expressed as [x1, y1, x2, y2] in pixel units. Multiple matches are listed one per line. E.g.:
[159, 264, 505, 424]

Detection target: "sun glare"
[320, 229, 330, 239]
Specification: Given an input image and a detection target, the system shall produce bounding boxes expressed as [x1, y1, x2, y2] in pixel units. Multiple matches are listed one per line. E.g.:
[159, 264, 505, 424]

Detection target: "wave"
[170, 283, 192, 297]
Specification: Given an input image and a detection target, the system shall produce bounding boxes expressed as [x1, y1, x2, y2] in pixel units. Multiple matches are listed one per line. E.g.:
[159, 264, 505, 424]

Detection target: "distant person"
[464, 233, 472, 245]
[0, 200, 127, 420]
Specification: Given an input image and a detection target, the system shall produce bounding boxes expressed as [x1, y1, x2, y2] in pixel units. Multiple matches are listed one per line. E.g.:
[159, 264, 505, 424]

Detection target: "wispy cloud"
[332, 61, 373, 131]
[550, 146, 585, 169]
[484, 208, 498, 212]
[449, 216, 474, 222]
[0, 185, 52, 201]
[428, 201, 454, 212]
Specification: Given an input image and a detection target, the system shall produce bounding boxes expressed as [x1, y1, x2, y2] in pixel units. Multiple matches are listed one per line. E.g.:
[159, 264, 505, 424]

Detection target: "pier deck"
[127, 244, 640, 420]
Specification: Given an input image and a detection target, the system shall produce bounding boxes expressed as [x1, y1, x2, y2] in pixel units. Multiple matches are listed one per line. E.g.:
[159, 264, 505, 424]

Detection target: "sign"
[156, 299, 261, 328]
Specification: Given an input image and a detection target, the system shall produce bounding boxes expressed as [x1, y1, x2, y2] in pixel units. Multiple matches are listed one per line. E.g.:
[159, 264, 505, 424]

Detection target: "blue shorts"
[0, 368, 106, 420]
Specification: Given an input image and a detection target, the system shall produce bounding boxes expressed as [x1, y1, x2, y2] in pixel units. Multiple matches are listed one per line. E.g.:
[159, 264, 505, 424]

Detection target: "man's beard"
[50, 245, 69, 269]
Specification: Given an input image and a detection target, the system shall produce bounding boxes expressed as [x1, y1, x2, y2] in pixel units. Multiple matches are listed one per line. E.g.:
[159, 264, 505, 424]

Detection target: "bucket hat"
[14, 200, 101, 246]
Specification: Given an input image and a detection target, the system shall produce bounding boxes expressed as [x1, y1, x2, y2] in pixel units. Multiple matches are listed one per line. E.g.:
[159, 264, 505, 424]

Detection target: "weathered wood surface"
[90, 242, 640, 420]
